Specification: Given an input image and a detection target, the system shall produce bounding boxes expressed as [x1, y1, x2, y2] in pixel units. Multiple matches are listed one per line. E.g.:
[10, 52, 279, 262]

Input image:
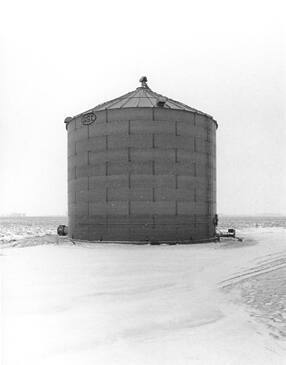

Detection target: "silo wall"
[67, 107, 216, 242]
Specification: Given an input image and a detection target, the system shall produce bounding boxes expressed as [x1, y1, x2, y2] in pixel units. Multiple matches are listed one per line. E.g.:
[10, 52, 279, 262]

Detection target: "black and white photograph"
[1, 0, 285, 364]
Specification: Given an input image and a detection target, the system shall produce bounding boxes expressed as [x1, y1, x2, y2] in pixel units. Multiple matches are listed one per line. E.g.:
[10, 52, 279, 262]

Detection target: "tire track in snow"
[219, 254, 286, 288]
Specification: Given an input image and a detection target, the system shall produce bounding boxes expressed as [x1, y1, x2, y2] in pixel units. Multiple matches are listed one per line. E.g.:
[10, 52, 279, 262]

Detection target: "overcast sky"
[0, 0, 285, 216]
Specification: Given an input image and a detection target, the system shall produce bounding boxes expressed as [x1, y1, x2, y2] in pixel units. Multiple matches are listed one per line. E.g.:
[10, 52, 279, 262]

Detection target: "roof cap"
[139, 76, 148, 88]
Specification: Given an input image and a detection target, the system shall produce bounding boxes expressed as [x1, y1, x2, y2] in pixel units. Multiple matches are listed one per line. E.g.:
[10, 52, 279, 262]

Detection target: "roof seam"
[96, 90, 135, 110]
[119, 91, 138, 108]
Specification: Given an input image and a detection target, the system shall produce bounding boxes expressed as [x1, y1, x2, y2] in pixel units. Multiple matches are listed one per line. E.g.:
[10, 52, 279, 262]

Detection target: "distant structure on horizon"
[65, 77, 218, 243]
[7, 213, 26, 217]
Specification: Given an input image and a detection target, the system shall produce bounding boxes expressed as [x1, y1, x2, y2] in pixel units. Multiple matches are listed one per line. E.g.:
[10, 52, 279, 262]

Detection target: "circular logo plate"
[81, 112, 96, 125]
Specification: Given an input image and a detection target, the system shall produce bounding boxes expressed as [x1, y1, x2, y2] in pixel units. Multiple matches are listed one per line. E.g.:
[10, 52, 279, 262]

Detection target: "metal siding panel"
[130, 201, 176, 215]
[69, 126, 88, 144]
[90, 150, 128, 164]
[131, 175, 176, 189]
[130, 120, 175, 134]
[177, 202, 195, 215]
[90, 202, 129, 216]
[76, 137, 106, 153]
[89, 120, 129, 137]
[76, 164, 106, 178]
[69, 177, 88, 191]
[69, 153, 88, 168]
[108, 135, 153, 149]
[68, 141, 76, 157]
[154, 135, 193, 149]
[131, 149, 175, 162]
[108, 188, 153, 201]
[155, 188, 194, 201]
[89, 175, 129, 189]
[76, 190, 106, 202]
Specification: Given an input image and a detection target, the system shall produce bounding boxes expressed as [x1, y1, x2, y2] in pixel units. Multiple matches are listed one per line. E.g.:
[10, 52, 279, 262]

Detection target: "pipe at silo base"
[57, 225, 68, 236]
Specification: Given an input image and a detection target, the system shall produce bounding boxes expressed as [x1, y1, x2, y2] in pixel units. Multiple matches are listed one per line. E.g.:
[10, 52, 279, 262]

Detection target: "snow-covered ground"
[1, 227, 286, 365]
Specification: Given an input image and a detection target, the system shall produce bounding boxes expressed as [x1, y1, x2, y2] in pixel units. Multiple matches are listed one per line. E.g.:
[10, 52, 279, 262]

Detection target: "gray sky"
[1, 0, 285, 216]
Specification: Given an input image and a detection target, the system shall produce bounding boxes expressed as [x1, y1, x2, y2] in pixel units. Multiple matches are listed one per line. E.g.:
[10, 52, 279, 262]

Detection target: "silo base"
[67, 236, 218, 245]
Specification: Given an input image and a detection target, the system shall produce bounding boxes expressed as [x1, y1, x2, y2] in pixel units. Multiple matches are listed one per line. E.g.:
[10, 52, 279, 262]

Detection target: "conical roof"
[82, 77, 213, 118]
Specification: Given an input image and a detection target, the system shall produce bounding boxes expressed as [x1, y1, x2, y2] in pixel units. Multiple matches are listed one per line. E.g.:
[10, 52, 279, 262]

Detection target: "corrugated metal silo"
[65, 77, 218, 243]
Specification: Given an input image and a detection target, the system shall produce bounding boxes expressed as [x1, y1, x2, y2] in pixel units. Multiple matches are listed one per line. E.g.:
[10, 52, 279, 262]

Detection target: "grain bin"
[65, 77, 218, 243]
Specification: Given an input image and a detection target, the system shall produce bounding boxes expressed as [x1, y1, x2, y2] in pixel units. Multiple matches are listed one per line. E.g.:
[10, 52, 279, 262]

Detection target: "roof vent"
[157, 97, 167, 107]
[139, 76, 148, 88]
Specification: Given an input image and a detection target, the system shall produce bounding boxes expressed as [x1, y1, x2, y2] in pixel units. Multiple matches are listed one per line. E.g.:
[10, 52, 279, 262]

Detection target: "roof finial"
[139, 76, 148, 88]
